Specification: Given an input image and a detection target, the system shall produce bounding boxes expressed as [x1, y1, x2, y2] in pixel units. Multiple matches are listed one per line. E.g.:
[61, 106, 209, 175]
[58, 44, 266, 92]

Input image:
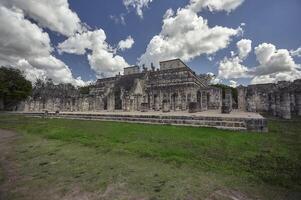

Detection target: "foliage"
[79, 85, 90, 94]
[212, 83, 238, 103]
[0, 67, 32, 110]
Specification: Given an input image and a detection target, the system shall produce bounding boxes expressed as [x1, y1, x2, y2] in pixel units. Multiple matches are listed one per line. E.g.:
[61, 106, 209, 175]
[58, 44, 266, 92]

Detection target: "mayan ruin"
[1, 1, 301, 199]
[19, 59, 222, 113]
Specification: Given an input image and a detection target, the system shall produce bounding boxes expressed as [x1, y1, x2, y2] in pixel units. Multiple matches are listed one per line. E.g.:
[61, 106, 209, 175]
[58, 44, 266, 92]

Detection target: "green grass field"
[0, 114, 300, 199]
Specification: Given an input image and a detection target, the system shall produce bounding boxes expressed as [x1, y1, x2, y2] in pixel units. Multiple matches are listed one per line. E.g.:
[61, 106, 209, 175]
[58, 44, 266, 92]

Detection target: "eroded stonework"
[19, 59, 223, 113]
[237, 79, 301, 119]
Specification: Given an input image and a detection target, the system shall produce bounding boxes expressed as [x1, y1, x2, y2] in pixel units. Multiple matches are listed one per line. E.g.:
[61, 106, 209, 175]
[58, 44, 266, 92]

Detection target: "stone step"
[47, 116, 248, 131]
[47, 114, 247, 130]
[14, 112, 267, 132]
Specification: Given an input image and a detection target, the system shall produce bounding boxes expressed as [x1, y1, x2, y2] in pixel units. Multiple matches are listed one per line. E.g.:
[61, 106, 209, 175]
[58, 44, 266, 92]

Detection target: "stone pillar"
[221, 89, 232, 114]
[270, 94, 277, 116]
[201, 91, 208, 111]
[107, 92, 115, 111]
[162, 100, 170, 112]
[296, 92, 301, 116]
[281, 92, 291, 119]
[275, 93, 281, 117]
[237, 86, 246, 111]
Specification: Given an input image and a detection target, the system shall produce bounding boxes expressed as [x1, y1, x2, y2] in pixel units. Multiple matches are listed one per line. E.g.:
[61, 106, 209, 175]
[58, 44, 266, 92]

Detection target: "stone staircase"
[19, 112, 268, 132]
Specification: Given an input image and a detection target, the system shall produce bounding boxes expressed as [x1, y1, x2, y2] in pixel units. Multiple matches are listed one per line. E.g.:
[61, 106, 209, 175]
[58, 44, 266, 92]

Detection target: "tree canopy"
[0, 67, 32, 110]
[212, 83, 238, 104]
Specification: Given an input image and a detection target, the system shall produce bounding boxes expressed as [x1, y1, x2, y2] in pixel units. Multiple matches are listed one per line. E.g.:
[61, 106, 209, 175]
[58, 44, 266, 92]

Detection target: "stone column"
[237, 86, 246, 111]
[296, 92, 301, 116]
[275, 93, 281, 117]
[270, 93, 277, 116]
[281, 92, 291, 119]
[201, 91, 208, 111]
[222, 89, 232, 114]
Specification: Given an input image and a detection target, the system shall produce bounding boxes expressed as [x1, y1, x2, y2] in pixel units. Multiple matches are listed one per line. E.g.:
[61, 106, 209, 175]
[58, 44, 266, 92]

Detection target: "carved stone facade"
[237, 79, 301, 119]
[20, 59, 223, 113]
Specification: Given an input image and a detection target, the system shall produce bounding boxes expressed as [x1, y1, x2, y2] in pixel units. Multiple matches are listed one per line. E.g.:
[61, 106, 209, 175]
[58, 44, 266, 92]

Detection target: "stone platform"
[15, 110, 267, 132]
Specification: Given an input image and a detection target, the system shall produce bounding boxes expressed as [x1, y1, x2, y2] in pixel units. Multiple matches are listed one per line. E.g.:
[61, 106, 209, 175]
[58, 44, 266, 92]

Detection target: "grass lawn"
[0, 114, 300, 199]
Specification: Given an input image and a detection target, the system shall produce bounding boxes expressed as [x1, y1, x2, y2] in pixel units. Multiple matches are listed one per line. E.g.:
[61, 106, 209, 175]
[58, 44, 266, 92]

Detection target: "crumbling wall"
[237, 79, 301, 119]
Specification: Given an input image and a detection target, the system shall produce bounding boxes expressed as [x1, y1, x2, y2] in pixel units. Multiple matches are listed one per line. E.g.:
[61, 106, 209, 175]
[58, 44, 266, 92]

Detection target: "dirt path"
[0, 129, 19, 199]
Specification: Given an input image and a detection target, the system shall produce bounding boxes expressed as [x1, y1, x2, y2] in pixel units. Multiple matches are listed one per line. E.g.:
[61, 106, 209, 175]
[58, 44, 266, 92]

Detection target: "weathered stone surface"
[237, 79, 301, 119]
[188, 102, 198, 113]
[222, 89, 232, 114]
[20, 59, 221, 114]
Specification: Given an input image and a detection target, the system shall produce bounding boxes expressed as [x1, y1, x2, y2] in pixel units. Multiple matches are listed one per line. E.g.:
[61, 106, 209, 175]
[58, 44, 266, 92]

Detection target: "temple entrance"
[103, 97, 107, 110]
[114, 89, 122, 110]
[197, 91, 202, 109]
[171, 93, 177, 111]
[153, 94, 159, 110]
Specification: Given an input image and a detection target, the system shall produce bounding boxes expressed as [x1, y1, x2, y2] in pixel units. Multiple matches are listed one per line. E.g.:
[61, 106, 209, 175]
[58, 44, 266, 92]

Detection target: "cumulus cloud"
[216, 39, 251, 79]
[188, 0, 245, 13]
[229, 80, 238, 88]
[237, 39, 252, 59]
[139, 6, 240, 67]
[250, 43, 301, 84]
[58, 29, 129, 78]
[0, 5, 87, 86]
[118, 36, 135, 51]
[0, 0, 83, 36]
[253, 43, 300, 76]
[290, 47, 301, 57]
[123, 0, 154, 18]
[218, 56, 249, 79]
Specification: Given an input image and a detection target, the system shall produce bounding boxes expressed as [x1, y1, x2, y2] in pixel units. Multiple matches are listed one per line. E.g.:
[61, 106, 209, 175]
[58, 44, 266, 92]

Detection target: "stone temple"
[14, 56, 301, 131]
[21, 59, 222, 113]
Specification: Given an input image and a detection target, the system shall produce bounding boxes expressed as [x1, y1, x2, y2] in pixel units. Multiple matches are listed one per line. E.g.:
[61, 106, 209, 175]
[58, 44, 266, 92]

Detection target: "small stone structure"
[237, 79, 301, 119]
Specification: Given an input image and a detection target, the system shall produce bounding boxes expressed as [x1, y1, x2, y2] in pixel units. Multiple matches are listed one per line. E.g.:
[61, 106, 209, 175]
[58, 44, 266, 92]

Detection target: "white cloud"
[237, 39, 252, 59]
[123, 0, 154, 18]
[207, 72, 221, 84]
[253, 43, 300, 76]
[0, 5, 88, 86]
[218, 56, 249, 79]
[229, 80, 238, 88]
[217, 41, 301, 84]
[217, 39, 251, 79]
[139, 7, 240, 67]
[0, 6, 51, 60]
[188, 0, 244, 13]
[109, 14, 126, 25]
[251, 70, 301, 85]
[290, 47, 301, 57]
[0, 0, 83, 36]
[118, 36, 135, 51]
[250, 43, 301, 84]
[58, 29, 129, 78]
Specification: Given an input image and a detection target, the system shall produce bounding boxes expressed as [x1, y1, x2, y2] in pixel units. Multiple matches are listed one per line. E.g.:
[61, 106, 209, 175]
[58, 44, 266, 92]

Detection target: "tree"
[212, 83, 238, 105]
[0, 67, 32, 110]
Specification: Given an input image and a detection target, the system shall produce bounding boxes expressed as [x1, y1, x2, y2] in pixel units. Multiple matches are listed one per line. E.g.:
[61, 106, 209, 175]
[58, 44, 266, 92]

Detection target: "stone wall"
[237, 79, 301, 119]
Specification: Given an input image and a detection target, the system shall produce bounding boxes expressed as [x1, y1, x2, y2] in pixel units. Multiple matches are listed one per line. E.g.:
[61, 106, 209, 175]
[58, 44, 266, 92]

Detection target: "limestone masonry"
[237, 79, 301, 119]
[19, 59, 223, 113]
[16, 58, 301, 132]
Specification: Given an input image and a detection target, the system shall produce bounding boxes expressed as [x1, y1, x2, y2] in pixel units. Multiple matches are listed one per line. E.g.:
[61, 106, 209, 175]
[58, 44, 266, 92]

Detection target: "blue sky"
[0, 0, 300, 86]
